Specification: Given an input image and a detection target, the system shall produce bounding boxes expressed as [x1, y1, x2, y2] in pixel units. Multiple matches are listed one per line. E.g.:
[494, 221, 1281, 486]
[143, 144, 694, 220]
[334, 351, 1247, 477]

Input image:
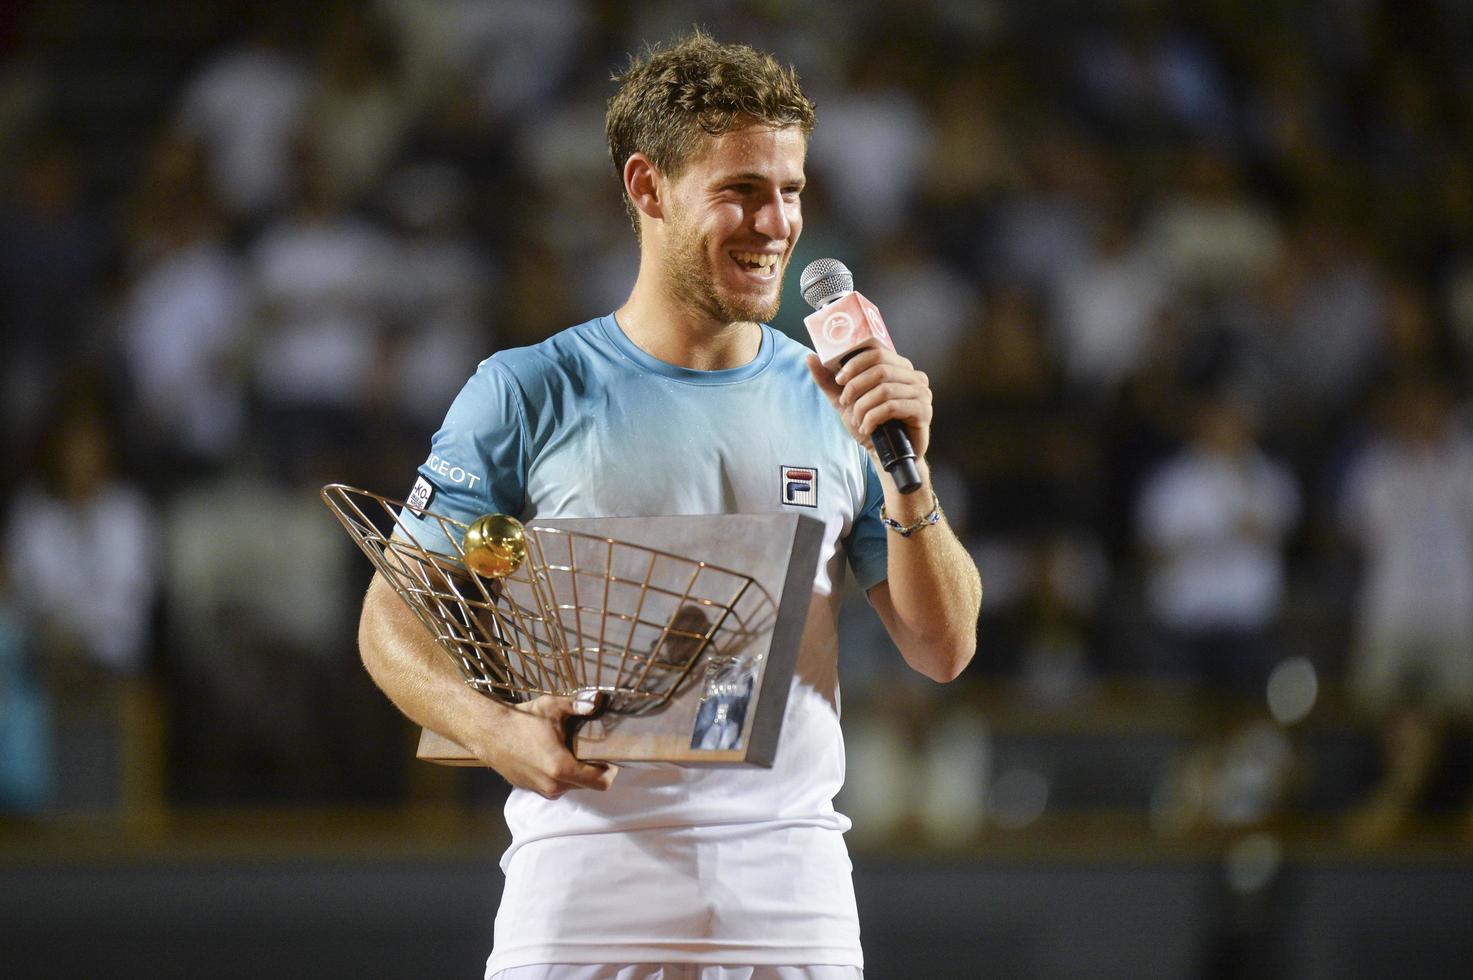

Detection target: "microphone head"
[800, 258, 854, 309]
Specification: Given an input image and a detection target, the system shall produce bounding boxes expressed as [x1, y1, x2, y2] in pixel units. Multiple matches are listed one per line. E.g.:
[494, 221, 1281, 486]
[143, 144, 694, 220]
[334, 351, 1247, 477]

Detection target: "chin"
[720, 277, 785, 323]
[723, 295, 781, 324]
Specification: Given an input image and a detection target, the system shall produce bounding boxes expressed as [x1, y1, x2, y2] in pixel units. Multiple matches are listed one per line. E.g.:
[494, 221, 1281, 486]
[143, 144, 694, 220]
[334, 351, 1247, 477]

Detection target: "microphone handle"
[839, 349, 923, 494]
[873, 422, 923, 494]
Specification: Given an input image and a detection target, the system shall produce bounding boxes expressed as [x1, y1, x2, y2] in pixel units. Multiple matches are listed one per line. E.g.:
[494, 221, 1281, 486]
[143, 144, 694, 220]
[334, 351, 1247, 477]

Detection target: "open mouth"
[730, 250, 780, 279]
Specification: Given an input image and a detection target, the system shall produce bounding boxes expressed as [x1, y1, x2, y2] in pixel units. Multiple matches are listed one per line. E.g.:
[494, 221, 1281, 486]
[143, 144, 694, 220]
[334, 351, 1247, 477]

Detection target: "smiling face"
[656, 123, 806, 326]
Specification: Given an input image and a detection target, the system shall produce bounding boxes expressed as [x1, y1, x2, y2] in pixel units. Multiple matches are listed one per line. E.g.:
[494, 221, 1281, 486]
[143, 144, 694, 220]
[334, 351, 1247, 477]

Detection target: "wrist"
[881, 490, 943, 538]
[877, 459, 932, 517]
[454, 686, 514, 752]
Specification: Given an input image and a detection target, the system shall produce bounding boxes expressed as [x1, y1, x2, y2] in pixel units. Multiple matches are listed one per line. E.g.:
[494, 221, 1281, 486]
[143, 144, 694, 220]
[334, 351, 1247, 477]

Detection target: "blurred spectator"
[513, 71, 635, 313]
[1074, 9, 1235, 143]
[163, 464, 387, 801]
[1224, 218, 1387, 448]
[864, 223, 984, 382]
[1241, 43, 1339, 200]
[1143, 145, 1282, 297]
[806, 33, 932, 245]
[394, 76, 519, 257]
[4, 410, 158, 677]
[118, 131, 248, 470]
[247, 149, 399, 475]
[1338, 376, 1473, 841]
[0, 135, 106, 462]
[1137, 393, 1300, 697]
[917, 57, 1023, 267]
[1050, 206, 1173, 400]
[175, 7, 312, 224]
[987, 127, 1103, 295]
[302, 5, 414, 207]
[381, 0, 592, 126]
[1097, 306, 1194, 568]
[377, 161, 496, 427]
[1138, 393, 1301, 831]
[942, 287, 1097, 535]
[164, 466, 353, 692]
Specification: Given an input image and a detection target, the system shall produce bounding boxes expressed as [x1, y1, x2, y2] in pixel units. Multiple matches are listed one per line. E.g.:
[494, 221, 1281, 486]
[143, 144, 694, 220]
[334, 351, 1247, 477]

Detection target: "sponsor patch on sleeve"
[406, 475, 437, 516]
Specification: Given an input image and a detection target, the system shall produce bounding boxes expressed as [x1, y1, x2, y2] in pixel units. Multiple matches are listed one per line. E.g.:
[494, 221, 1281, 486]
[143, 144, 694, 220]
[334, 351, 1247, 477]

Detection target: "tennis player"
[358, 31, 981, 980]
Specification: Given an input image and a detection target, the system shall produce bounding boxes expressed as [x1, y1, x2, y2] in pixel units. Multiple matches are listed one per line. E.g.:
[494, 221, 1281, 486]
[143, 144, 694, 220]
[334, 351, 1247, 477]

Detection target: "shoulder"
[482, 317, 615, 390]
[449, 317, 619, 452]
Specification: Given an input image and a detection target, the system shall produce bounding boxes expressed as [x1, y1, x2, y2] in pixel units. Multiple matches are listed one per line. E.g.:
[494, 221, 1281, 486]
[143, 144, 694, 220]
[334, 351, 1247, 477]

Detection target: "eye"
[726, 183, 754, 194]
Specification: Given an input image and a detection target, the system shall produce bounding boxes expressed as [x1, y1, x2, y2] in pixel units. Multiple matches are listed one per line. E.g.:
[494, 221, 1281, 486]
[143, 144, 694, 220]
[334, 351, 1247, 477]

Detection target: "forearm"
[877, 465, 982, 682]
[805, 348, 982, 681]
[359, 573, 616, 796]
[357, 572, 508, 760]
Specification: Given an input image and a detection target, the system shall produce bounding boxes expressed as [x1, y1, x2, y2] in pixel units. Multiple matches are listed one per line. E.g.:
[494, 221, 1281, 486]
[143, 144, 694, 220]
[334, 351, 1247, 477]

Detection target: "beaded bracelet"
[880, 492, 943, 538]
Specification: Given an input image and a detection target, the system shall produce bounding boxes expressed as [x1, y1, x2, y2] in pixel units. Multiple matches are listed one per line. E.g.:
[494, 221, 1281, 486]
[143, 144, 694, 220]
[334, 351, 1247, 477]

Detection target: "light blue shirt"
[399, 313, 887, 595]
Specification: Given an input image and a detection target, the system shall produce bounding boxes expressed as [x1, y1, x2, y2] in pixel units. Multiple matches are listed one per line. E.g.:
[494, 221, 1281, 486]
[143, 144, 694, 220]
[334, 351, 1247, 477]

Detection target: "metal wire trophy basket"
[321, 484, 815, 765]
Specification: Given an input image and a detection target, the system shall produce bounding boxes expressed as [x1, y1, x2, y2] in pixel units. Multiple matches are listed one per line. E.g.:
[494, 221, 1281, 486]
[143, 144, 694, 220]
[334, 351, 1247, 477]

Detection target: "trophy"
[321, 485, 822, 766]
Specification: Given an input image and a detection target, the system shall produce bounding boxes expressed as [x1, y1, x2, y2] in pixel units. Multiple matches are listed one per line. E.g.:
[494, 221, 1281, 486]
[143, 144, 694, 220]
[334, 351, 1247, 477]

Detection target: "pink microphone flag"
[802, 291, 895, 370]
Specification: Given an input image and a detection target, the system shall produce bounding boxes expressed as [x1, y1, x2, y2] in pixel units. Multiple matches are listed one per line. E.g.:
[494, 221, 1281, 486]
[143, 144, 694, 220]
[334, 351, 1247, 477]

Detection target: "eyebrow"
[718, 171, 807, 187]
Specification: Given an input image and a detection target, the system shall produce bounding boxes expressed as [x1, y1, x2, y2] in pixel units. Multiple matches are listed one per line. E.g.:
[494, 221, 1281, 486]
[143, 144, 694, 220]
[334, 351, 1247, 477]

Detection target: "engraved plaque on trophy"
[322, 485, 822, 767]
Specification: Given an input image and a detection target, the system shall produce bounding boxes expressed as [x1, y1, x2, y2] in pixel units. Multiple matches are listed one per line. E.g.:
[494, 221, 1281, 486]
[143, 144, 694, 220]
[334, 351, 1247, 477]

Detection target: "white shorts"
[491, 967, 862, 980]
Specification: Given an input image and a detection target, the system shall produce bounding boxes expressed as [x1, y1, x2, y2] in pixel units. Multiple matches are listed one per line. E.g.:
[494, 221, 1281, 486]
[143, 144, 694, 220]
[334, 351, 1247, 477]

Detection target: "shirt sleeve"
[393, 358, 528, 557]
[844, 457, 889, 591]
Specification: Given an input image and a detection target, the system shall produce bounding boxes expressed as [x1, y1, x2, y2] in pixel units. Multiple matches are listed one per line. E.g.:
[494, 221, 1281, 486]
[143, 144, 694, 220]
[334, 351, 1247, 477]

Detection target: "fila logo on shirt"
[780, 465, 818, 508]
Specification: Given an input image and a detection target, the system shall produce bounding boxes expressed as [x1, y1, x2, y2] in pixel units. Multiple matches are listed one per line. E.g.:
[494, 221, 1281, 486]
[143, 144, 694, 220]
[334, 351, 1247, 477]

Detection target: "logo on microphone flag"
[803, 290, 895, 369]
[781, 465, 818, 508]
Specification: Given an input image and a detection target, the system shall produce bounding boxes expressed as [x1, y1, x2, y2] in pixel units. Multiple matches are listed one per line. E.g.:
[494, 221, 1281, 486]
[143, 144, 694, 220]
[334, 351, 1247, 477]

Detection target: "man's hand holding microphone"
[801, 258, 932, 498]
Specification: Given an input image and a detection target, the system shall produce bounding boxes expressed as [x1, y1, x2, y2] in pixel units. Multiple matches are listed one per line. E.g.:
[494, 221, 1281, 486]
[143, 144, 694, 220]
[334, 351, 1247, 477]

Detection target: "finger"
[858, 398, 932, 437]
[552, 756, 617, 792]
[566, 760, 618, 791]
[832, 347, 897, 385]
[838, 363, 923, 407]
[805, 354, 843, 406]
[529, 774, 566, 799]
[521, 693, 600, 723]
[849, 381, 927, 423]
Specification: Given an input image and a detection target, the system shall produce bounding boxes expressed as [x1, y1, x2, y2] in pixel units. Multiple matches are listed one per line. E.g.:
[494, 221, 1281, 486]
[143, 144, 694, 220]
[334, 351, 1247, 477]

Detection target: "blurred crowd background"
[2, 0, 1472, 869]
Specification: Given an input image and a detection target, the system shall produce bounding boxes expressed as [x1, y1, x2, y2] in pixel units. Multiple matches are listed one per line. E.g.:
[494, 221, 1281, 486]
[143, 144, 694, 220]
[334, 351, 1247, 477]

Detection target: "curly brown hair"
[606, 30, 816, 236]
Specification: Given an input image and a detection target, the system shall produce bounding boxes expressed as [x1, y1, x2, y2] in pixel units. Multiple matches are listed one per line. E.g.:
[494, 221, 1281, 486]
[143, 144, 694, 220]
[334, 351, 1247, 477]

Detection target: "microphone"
[801, 258, 923, 494]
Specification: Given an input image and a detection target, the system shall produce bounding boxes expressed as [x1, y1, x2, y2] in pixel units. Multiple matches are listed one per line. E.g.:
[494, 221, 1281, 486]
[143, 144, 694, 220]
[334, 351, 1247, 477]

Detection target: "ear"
[623, 153, 665, 224]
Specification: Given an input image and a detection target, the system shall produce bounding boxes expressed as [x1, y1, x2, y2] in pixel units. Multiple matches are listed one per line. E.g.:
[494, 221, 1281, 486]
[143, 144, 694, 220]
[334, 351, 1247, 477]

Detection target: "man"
[358, 32, 981, 979]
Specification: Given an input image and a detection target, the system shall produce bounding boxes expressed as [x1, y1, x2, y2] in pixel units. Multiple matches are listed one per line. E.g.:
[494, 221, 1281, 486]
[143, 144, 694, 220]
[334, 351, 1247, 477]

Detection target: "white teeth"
[733, 251, 778, 270]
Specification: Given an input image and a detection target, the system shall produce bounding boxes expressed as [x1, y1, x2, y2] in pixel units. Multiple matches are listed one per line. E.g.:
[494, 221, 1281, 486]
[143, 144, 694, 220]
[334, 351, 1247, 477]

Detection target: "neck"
[615, 266, 761, 372]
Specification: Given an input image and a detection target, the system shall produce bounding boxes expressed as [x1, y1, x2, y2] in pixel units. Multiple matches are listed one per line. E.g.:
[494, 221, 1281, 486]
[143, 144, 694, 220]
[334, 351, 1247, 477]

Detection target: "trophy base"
[414, 718, 755, 768]
[416, 728, 481, 766]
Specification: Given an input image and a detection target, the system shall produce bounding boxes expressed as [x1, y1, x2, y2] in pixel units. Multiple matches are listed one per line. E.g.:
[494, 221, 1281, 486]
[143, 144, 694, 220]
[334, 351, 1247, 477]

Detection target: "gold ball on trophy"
[461, 514, 527, 578]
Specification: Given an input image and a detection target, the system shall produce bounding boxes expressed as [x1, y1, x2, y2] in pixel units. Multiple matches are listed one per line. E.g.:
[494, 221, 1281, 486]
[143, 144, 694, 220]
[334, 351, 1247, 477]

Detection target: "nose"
[753, 188, 794, 242]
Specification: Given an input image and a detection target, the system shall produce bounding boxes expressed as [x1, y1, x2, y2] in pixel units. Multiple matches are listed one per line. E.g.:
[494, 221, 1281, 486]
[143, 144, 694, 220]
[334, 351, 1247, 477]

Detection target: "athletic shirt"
[395, 314, 887, 972]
